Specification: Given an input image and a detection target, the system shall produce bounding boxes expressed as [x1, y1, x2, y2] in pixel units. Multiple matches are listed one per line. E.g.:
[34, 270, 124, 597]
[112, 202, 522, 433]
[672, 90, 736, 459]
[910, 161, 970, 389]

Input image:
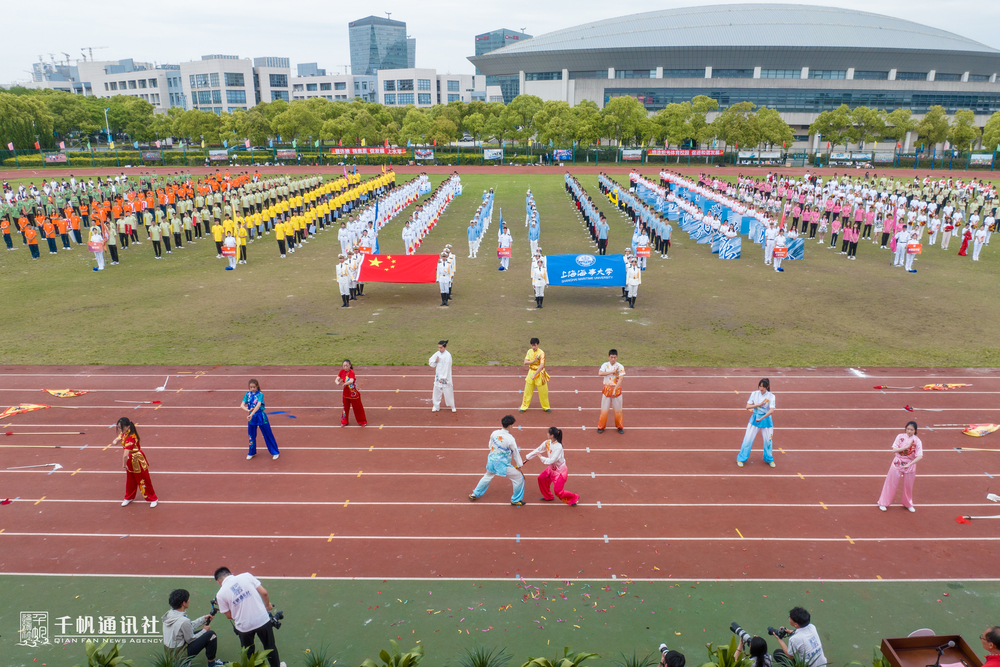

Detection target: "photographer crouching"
[731, 623, 772, 667]
[214, 566, 285, 667]
[657, 642, 686, 667]
[770, 606, 827, 667]
[162, 589, 224, 667]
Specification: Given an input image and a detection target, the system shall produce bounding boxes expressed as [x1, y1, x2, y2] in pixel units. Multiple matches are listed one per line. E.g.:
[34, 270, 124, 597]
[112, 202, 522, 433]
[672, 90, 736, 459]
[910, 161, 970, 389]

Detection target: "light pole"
[103, 108, 111, 145]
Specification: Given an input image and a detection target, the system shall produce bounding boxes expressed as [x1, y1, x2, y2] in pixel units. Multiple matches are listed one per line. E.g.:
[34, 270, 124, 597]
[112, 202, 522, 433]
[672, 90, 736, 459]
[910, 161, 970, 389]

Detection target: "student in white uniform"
[625, 257, 641, 308]
[773, 228, 786, 272]
[904, 226, 919, 273]
[89, 225, 105, 271]
[737, 378, 776, 468]
[338, 222, 351, 256]
[893, 225, 910, 267]
[972, 224, 988, 261]
[336, 255, 352, 307]
[428, 340, 456, 412]
[437, 252, 451, 307]
[763, 222, 777, 265]
[531, 258, 548, 308]
[498, 225, 512, 271]
[223, 231, 237, 271]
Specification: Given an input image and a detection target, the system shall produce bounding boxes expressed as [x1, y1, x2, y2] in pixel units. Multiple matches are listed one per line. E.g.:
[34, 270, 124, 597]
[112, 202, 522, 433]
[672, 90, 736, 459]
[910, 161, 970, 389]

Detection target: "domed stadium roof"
[489, 4, 998, 54]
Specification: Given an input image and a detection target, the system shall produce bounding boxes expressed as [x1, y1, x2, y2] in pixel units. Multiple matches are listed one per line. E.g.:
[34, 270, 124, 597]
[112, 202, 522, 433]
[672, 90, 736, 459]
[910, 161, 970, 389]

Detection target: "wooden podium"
[881, 636, 983, 667]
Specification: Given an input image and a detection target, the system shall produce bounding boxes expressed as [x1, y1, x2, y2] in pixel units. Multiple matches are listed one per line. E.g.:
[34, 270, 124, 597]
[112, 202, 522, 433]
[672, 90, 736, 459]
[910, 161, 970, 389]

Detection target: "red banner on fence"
[648, 149, 724, 156]
[329, 147, 407, 155]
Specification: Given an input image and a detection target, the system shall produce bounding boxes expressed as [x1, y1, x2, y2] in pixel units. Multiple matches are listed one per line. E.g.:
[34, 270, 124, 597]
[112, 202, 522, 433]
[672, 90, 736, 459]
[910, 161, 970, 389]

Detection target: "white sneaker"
[150, 501, 158, 508]
[878, 505, 887, 511]
[451, 408, 457, 413]
[272, 454, 279, 460]
[247, 454, 254, 460]
[121, 499, 132, 507]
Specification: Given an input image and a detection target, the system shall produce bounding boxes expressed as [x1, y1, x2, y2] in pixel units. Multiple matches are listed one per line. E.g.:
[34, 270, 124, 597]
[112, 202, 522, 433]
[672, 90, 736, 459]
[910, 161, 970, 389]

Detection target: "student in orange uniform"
[42, 218, 58, 254]
[112, 417, 158, 508]
[17, 214, 30, 245]
[1, 216, 14, 250]
[55, 217, 72, 250]
[24, 224, 40, 259]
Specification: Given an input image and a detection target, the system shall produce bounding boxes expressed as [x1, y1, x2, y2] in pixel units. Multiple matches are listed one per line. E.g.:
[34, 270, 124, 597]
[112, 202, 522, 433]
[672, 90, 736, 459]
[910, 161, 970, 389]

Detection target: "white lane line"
[4, 405, 990, 412]
[0, 372, 996, 380]
[3, 572, 999, 583]
[0, 470, 990, 478]
[12, 499, 999, 508]
[3, 531, 1000, 542]
[0, 423, 953, 431]
[5, 388, 1000, 395]
[0, 445, 973, 454]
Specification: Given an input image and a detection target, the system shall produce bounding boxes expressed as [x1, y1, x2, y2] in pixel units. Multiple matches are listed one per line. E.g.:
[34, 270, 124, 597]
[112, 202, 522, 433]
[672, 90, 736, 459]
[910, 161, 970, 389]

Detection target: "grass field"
[5, 576, 997, 667]
[2, 171, 999, 367]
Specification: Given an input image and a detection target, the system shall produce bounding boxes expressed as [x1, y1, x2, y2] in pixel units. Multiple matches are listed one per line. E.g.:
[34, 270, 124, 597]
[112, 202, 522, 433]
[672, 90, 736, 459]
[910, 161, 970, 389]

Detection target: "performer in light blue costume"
[737, 378, 775, 467]
[470, 414, 526, 505]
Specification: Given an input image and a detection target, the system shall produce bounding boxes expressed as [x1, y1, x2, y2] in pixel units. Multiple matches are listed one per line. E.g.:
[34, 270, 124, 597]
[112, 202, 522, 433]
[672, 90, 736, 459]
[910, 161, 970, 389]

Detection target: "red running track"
[0, 365, 998, 581]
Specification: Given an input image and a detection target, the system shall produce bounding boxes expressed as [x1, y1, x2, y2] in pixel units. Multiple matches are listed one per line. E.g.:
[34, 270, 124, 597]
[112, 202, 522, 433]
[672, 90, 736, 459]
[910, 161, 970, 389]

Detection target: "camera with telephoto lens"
[730, 623, 752, 644]
[269, 609, 284, 629]
[768, 626, 791, 640]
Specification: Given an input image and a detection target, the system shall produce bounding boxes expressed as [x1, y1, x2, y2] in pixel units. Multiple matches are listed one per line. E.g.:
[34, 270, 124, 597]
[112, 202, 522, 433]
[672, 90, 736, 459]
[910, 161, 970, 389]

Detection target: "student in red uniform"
[112, 417, 158, 508]
[335, 359, 367, 426]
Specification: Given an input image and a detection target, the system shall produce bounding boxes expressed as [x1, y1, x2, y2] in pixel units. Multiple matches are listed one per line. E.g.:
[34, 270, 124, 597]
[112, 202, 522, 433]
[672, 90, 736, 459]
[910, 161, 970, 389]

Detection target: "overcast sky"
[5, 0, 1000, 84]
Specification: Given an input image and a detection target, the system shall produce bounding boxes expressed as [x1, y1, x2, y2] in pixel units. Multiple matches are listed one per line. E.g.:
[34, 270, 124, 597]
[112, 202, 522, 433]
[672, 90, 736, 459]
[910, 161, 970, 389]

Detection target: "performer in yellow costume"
[520, 337, 551, 412]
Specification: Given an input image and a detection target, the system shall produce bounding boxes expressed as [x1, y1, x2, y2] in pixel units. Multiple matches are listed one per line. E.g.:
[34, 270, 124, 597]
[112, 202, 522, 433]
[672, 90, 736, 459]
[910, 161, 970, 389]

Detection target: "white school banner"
[483, 148, 503, 160]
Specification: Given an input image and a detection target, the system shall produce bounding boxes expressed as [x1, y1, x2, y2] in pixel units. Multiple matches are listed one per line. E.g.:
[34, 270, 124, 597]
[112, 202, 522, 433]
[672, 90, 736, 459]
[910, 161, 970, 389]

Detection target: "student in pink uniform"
[877, 420, 923, 512]
[524, 426, 579, 506]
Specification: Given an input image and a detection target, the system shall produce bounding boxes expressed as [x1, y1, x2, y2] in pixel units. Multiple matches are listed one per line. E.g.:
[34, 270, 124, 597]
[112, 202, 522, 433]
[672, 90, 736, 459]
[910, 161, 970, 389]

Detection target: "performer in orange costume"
[113, 417, 158, 507]
[597, 349, 626, 434]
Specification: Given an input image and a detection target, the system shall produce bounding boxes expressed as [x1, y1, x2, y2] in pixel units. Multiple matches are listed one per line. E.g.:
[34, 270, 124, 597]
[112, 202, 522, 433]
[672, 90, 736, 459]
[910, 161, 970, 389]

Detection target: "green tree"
[0, 91, 56, 148]
[916, 105, 950, 149]
[882, 108, 916, 147]
[571, 100, 603, 147]
[463, 112, 486, 142]
[105, 95, 156, 142]
[948, 109, 980, 150]
[711, 101, 761, 150]
[502, 94, 544, 144]
[600, 95, 648, 146]
[532, 100, 576, 146]
[271, 103, 323, 144]
[845, 106, 886, 149]
[687, 95, 719, 146]
[427, 117, 459, 145]
[39, 90, 99, 139]
[808, 104, 851, 149]
[982, 110, 1000, 150]
[398, 108, 433, 145]
[653, 102, 691, 147]
[755, 106, 794, 148]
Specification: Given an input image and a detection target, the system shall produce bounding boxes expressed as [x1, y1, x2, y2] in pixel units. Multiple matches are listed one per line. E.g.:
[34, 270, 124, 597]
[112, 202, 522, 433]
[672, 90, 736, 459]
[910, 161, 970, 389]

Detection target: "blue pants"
[737, 421, 774, 463]
[472, 466, 525, 503]
[248, 421, 279, 456]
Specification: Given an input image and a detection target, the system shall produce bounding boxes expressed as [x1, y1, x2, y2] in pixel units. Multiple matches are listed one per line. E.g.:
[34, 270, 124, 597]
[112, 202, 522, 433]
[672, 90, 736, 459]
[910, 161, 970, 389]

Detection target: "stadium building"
[467, 4, 1000, 149]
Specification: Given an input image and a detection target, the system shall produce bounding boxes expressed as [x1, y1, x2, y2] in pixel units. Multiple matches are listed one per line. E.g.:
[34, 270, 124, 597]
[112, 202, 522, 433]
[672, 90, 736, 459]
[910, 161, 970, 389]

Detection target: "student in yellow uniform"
[237, 223, 248, 264]
[284, 219, 296, 253]
[275, 217, 287, 257]
[212, 219, 225, 257]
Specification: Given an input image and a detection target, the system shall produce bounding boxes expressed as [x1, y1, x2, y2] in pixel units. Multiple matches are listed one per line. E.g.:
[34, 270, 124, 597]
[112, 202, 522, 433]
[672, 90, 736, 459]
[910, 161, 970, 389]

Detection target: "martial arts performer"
[336, 359, 367, 427]
[525, 426, 579, 506]
[469, 414, 525, 506]
[877, 420, 922, 512]
[429, 340, 456, 412]
[736, 378, 776, 467]
[241, 379, 280, 460]
[113, 417, 158, 507]
[597, 349, 625, 434]
[520, 337, 550, 412]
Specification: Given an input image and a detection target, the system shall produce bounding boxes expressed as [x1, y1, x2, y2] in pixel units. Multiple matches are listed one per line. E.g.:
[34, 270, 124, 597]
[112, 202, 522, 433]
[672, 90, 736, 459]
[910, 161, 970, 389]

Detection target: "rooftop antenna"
[385, 11, 392, 19]
[520, 27, 527, 33]
[62, 52, 71, 65]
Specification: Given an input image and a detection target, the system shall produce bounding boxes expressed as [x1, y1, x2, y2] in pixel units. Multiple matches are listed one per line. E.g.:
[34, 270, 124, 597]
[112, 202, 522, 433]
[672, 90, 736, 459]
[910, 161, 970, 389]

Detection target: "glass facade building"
[475, 28, 532, 103]
[349, 16, 410, 76]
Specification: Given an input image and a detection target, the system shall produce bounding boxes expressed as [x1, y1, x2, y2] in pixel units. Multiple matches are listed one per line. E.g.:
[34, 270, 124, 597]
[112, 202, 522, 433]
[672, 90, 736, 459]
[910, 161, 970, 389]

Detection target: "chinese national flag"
[356, 254, 438, 283]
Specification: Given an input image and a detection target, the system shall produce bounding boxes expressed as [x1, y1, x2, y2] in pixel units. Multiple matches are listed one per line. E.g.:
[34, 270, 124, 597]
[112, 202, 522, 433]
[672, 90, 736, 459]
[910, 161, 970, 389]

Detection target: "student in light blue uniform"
[661, 219, 672, 258]
[470, 414, 526, 505]
[737, 378, 776, 467]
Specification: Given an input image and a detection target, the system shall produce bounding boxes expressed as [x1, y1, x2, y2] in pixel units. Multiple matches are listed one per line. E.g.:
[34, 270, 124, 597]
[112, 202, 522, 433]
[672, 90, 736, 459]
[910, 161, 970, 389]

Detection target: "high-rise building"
[474, 28, 531, 103]
[407, 38, 416, 69]
[349, 16, 410, 75]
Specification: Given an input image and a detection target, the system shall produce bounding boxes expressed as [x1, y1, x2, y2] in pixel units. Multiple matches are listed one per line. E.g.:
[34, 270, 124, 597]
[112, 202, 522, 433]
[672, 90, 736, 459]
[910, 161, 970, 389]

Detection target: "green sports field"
[1, 172, 999, 367]
[4, 576, 998, 667]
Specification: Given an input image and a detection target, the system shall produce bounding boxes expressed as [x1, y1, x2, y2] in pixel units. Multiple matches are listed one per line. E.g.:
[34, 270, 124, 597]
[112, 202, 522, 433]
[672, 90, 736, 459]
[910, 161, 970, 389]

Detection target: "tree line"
[2, 86, 998, 152]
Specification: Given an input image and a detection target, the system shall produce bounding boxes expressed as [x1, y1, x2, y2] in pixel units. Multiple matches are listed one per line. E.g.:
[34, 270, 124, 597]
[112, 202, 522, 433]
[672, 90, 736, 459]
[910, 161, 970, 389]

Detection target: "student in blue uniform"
[241, 379, 280, 461]
[737, 378, 776, 468]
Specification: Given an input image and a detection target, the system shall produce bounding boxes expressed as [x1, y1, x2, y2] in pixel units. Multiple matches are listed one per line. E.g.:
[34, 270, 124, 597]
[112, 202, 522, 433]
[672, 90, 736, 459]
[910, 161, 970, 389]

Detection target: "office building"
[349, 16, 411, 75]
